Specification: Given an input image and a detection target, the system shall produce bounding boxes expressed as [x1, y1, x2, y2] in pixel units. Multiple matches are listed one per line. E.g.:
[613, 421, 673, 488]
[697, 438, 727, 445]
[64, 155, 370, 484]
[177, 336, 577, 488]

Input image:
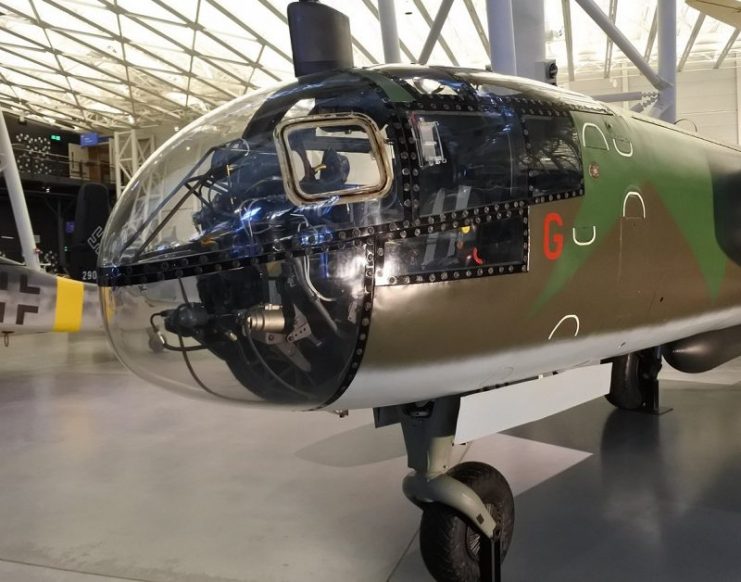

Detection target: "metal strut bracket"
[399, 396, 503, 581]
[400, 396, 498, 537]
[639, 375, 673, 416]
[402, 471, 499, 538]
[480, 533, 503, 582]
[639, 347, 672, 416]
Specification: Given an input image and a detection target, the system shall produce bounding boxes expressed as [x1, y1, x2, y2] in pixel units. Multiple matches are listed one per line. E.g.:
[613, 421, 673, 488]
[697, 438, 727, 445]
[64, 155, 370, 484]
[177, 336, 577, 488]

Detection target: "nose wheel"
[394, 397, 515, 582]
[420, 462, 514, 582]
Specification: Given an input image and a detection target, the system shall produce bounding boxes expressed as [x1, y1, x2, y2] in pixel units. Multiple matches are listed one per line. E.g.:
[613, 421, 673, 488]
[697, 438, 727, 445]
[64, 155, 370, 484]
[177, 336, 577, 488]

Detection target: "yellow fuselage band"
[53, 277, 84, 332]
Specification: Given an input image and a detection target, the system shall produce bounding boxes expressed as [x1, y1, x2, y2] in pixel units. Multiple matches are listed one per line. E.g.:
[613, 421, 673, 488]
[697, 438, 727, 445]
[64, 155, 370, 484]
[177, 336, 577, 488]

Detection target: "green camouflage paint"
[534, 109, 730, 313]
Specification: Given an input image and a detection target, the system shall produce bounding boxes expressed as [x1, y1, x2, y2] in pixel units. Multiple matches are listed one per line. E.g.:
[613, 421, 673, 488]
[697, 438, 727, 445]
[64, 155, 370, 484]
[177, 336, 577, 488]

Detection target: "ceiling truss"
[0, 0, 739, 133]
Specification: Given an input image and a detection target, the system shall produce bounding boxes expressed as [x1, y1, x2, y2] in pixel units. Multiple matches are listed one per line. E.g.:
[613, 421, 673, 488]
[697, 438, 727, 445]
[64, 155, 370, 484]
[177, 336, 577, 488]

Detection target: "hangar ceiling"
[0, 0, 737, 131]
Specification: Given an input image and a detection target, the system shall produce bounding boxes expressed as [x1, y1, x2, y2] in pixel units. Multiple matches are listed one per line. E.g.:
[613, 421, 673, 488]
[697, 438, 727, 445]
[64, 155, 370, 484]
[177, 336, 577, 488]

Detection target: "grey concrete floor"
[0, 332, 739, 581]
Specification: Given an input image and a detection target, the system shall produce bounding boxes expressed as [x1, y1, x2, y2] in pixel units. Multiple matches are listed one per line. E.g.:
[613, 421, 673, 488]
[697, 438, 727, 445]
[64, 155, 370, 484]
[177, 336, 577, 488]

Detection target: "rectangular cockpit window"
[522, 115, 582, 197]
[413, 111, 528, 216]
[380, 215, 526, 283]
[275, 113, 393, 206]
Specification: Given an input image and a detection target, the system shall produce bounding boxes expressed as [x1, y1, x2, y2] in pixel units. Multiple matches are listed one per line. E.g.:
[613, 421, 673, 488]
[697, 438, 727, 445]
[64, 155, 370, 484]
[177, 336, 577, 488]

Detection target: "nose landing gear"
[398, 397, 515, 582]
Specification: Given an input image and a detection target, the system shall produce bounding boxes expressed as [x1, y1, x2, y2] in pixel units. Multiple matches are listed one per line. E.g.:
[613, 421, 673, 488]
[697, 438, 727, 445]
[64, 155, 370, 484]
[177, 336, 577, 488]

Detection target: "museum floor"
[0, 333, 740, 581]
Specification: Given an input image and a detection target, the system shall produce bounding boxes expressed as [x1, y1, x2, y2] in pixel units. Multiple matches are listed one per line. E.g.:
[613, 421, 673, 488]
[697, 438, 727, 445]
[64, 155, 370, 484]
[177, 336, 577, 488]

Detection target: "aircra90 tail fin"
[68, 182, 110, 283]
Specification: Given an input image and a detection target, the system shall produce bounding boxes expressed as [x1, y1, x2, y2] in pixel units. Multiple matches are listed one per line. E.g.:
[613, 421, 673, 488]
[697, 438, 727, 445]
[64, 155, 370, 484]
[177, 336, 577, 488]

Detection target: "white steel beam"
[379, 0, 402, 63]
[645, 7, 658, 61]
[363, 0, 416, 62]
[657, 0, 677, 122]
[604, 0, 618, 78]
[150, 0, 277, 82]
[51, 0, 232, 103]
[414, 0, 459, 65]
[593, 91, 648, 102]
[463, 0, 491, 57]
[113, 129, 154, 197]
[418, 0, 456, 65]
[574, 0, 668, 90]
[205, 0, 293, 68]
[0, 94, 96, 131]
[562, 0, 575, 82]
[715, 29, 740, 69]
[0, 15, 191, 114]
[678, 13, 705, 72]
[487, 0, 517, 75]
[512, 0, 545, 82]
[99, 0, 243, 98]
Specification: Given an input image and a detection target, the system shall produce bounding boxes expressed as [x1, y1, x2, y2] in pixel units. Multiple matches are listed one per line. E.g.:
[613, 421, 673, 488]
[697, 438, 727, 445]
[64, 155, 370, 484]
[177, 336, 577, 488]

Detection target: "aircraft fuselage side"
[97, 65, 741, 409]
[338, 89, 741, 408]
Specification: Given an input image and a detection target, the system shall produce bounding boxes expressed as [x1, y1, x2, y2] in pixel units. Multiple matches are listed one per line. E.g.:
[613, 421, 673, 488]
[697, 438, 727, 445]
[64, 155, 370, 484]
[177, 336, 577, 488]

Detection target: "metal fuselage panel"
[95, 65, 741, 410]
[335, 106, 741, 409]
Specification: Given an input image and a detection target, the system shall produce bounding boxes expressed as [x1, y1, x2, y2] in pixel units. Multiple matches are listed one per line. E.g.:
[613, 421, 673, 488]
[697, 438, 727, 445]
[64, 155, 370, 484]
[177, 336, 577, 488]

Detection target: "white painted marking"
[572, 226, 597, 246]
[623, 191, 647, 218]
[582, 122, 610, 150]
[548, 314, 581, 340]
[455, 364, 612, 443]
[613, 137, 634, 157]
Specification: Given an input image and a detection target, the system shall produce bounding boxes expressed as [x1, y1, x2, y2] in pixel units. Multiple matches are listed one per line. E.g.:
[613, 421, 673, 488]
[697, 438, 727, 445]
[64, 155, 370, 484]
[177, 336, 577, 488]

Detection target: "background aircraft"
[0, 112, 109, 339]
[687, 0, 741, 28]
[0, 256, 101, 337]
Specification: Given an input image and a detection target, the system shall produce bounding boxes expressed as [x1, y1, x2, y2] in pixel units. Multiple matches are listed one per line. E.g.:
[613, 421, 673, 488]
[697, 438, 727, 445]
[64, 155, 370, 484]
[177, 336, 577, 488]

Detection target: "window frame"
[410, 109, 529, 216]
[274, 112, 394, 207]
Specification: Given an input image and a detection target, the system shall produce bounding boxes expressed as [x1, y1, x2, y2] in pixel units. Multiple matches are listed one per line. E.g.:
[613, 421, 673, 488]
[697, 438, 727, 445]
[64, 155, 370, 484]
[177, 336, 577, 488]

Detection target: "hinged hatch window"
[275, 113, 393, 206]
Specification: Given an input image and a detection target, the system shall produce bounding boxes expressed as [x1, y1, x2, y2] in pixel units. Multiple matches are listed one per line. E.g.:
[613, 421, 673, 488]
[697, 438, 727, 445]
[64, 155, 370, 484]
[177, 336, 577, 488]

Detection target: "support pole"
[56, 198, 66, 273]
[657, 0, 677, 123]
[512, 0, 546, 82]
[0, 110, 40, 270]
[736, 58, 741, 145]
[562, 0, 575, 81]
[113, 131, 122, 199]
[418, 0, 455, 65]
[487, 0, 517, 75]
[512, 0, 545, 82]
[378, 0, 401, 63]
[130, 129, 140, 176]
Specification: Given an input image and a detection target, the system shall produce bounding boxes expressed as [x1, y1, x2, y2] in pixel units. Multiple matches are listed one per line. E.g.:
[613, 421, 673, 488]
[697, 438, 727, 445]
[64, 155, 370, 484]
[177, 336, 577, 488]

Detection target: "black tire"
[420, 462, 515, 582]
[606, 350, 660, 411]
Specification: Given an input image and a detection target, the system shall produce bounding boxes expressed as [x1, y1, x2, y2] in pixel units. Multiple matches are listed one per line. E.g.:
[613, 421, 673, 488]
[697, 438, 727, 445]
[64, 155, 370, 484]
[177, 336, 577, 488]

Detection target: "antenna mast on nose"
[287, 0, 354, 77]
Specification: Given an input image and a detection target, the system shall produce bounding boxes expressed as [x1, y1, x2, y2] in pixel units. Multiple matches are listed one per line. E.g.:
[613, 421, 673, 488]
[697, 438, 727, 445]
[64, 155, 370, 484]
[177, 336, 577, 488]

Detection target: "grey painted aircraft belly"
[336, 304, 741, 409]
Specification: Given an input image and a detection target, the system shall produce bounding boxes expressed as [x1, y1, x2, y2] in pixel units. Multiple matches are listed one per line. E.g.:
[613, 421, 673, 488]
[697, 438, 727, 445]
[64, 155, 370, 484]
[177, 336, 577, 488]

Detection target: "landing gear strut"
[606, 348, 671, 415]
[398, 397, 514, 582]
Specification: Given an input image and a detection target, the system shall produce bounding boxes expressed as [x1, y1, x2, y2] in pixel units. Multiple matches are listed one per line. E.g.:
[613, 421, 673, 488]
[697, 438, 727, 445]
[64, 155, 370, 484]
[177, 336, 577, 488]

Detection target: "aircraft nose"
[97, 69, 398, 408]
[99, 242, 372, 408]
